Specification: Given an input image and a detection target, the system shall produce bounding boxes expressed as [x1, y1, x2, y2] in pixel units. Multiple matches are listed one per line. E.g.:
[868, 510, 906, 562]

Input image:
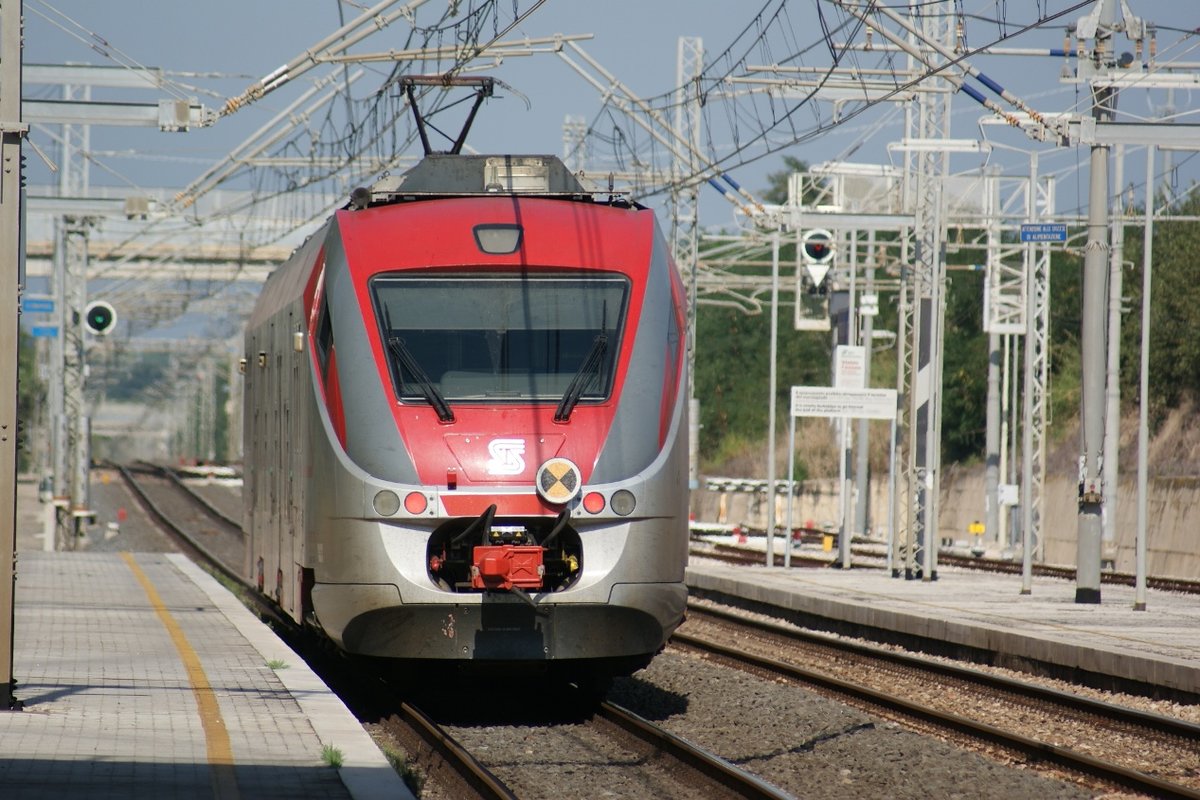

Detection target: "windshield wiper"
[554, 332, 608, 422]
[387, 336, 454, 422]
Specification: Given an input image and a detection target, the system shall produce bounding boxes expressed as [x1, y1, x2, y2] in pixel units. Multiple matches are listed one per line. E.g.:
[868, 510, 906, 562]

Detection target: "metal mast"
[902, 1, 953, 580]
[561, 114, 588, 172]
[61, 215, 94, 543]
[1020, 155, 1053, 592]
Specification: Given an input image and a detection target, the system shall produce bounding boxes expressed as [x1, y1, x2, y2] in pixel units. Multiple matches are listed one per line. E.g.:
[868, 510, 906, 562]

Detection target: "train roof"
[346, 154, 642, 210]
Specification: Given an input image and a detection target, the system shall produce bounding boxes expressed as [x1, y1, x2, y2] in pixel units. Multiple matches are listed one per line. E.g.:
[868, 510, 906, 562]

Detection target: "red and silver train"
[243, 154, 689, 681]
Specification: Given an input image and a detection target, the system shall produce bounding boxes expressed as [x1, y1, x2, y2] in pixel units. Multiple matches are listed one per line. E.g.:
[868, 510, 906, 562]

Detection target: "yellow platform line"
[122, 552, 240, 800]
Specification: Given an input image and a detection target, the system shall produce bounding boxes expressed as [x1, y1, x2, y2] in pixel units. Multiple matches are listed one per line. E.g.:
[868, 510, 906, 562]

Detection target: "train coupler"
[470, 544, 545, 590]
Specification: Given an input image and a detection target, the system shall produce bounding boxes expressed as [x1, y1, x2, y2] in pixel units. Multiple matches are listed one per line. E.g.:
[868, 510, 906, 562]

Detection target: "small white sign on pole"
[834, 345, 867, 390]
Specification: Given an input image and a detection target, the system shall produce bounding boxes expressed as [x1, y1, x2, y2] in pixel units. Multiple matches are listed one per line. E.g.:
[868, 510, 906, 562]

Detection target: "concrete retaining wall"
[692, 466, 1200, 578]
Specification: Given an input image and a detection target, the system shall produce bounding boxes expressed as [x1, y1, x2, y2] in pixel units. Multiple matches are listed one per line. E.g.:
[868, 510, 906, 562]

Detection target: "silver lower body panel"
[312, 581, 687, 663]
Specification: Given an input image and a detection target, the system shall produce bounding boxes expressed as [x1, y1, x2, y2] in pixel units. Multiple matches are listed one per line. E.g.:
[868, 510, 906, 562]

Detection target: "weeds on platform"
[321, 744, 344, 768]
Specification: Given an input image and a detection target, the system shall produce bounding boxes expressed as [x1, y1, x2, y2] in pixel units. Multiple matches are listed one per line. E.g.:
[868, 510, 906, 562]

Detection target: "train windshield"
[371, 274, 629, 403]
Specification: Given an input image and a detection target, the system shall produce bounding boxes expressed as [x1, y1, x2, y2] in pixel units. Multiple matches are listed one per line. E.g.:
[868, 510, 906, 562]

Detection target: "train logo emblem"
[536, 457, 582, 504]
[486, 438, 526, 476]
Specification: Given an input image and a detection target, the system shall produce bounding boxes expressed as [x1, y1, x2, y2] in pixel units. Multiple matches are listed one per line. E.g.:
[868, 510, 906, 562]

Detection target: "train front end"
[305, 155, 688, 678]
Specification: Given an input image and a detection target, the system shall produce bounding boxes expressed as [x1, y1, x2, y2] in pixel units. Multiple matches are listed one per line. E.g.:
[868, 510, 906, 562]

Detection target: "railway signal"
[84, 300, 117, 336]
[801, 229, 834, 293]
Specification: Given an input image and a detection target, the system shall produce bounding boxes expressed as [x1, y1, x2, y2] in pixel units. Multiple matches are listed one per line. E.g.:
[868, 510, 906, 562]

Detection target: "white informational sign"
[790, 386, 898, 420]
[834, 345, 867, 390]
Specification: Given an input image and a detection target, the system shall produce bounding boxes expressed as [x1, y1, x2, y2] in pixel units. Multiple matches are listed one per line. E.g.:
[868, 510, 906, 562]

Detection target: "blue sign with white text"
[22, 297, 54, 313]
[31, 326, 59, 338]
[1020, 223, 1067, 243]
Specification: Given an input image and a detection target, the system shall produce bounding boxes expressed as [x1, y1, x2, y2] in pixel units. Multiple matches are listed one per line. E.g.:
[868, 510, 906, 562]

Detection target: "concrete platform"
[686, 557, 1200, 700]
[1, 550, 414, 800]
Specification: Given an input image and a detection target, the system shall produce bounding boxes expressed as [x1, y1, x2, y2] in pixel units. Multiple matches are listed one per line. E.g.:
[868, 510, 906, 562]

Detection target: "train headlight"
[403, 492, 429, 514]
[473, 223, 523, 255]
[610, 489, 636, 516]
[373, 490, 401, 516]
[582, 491, 605, 514]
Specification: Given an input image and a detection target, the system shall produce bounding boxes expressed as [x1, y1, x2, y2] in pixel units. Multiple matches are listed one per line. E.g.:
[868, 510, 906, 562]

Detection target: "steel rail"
[597, 701, 793, 800]
[692, 537, 1200, 595]
[118, 462, 516, 799]
[388, 703, 518, 800]
[677, 607, 1200, 800]
[689, 603, 1200, 740]
[690, 543, 842, 569]
[115, 463, 243, 588]
[156, 462, 244, 531]
[936, 551, 1200, 595]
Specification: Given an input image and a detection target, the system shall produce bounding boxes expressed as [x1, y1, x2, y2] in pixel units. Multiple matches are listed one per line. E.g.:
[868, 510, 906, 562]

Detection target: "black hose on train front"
[450, 503, 497, 548]
[540, 508, 571, 549]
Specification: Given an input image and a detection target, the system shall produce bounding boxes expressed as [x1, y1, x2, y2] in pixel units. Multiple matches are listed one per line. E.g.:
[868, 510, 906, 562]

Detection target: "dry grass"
[703, 417, 895, 480]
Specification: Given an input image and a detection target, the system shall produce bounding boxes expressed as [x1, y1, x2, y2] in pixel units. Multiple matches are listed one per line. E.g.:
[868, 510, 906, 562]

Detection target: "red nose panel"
[443, 433, 565, 482]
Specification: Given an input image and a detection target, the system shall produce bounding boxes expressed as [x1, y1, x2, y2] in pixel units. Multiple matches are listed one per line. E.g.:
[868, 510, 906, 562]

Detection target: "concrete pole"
[49, 223, 66, 502]
[1103, 144, 1125, 554]
[63, 221, 92, 539]
[841, 231, 857, 568]
[0, 0, 24, 710]
[1076, 1, 1118, 604]
[226, 346, 243, 462]
[985, 332, 1001, 547]
[784, 406, 796, 569]
[1134, 145, 1154, 611]
[999, 333, 1012, 546]
[764, 232, 780, 566]
[855, 263, 876, 539]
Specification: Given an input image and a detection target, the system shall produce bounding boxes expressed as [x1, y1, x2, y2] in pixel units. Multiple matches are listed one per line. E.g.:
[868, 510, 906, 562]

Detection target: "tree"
[762, 155, 808, 205]
[17, 329, 43, 474]
[1120, 191, 1200, 416]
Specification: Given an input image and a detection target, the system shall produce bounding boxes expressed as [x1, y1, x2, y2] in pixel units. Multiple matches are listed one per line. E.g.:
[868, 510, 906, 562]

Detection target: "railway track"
[151, 462, 243, 530]
[115, 463, 501, 798]
[427, 689, 794, 800]
[117, 462, 1200, 797]
[676, 601, 1200, 799]
[118, 462, 794, 799]
[691, 536, 1200, 594]
[594, 701, 791, 800]
[115, 462, 244, 585]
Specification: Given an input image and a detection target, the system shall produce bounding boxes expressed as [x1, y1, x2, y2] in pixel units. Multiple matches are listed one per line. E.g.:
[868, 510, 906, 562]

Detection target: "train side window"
[315, 300, 333, 379]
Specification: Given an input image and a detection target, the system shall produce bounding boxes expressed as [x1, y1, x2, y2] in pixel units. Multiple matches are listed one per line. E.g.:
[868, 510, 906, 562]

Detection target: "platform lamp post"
[0, 0, 25, 710]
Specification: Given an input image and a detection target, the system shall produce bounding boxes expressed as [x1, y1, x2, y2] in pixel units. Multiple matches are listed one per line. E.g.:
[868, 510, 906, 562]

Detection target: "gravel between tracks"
[418, 650, 1091, 800]
[609, 650, 1094, 800]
